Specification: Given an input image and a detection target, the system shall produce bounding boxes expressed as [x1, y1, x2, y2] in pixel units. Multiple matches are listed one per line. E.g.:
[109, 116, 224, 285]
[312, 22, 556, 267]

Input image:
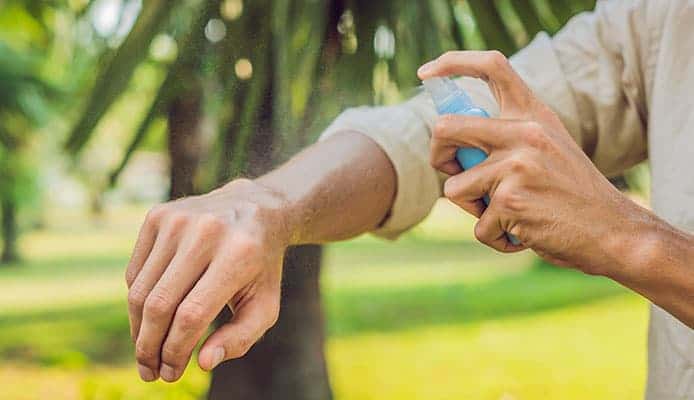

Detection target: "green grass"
[0, 201, 648, 399]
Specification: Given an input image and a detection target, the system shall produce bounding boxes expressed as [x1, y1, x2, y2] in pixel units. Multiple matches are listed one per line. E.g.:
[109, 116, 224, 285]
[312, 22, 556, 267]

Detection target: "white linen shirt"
[320, 1, 694, 398]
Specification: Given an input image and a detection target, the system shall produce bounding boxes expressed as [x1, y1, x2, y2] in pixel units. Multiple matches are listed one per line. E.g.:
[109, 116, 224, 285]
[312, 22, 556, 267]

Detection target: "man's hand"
[126, 179, 288, 382]
[124, 130, 397, 383]
[418, 51, 647, 275]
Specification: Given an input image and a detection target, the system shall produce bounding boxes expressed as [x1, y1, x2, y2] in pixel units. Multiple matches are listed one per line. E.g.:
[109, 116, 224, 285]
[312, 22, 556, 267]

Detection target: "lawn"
[0, 201, 648, 399]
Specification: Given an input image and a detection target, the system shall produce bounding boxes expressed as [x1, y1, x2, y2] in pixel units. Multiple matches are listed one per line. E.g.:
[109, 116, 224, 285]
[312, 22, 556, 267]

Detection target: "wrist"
[599, 203, 694, 328]
[218, 178, 297, 248]
[598, 201, 665, 285]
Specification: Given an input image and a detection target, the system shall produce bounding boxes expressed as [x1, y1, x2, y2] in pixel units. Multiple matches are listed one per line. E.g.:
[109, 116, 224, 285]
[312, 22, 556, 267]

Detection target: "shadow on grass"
[0, 261, 627, 366]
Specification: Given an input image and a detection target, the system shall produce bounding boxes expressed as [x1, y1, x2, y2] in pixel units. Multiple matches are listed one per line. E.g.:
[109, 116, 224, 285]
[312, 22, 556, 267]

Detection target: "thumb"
[197, 296, 278, 371]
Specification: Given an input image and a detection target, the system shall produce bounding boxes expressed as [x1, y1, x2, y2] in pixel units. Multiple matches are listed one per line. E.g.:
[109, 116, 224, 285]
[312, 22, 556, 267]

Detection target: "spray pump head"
[422, 77, 474, 110]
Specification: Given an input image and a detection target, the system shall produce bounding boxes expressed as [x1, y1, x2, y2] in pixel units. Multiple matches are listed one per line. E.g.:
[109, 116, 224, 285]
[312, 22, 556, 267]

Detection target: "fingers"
[430, 137, 463, 175]
[418, 50, 534, 117]
[134, 238, 213, 383]
[127, 218, 184, 382]
[445, 163, 528, 253]
[474, 205, 511, 253]
[431, 116, 533, 166]
[156, 295, 214, 382]
[198, 294, 279, 372]
[127, 226, 179, 343]
[474, 204, 525, 253]
[157, 237, 260, 382]
[125, 208, 162, 289]
[474, 180, 528, 253]
[443, 160, 503, 218]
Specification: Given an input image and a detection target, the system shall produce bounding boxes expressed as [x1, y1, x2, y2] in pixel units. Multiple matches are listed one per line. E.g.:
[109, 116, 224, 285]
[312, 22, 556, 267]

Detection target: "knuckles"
[493, 187, 526, 215]
[125, 269, 138, 288]
[442, 177, 462, 200]
[135, 342, 158, 365]
[160, 346, 183, 366]
[175, 300, 207, 330]
[146, 204, 234, 245]
[142, 196, 272, 258]
[473, 221, 493, 246]
[166, 212, 191, 231]
[484, 50, 510, 71]
[229, 232, 262, 260]
[144, 204, 167, 226]
[235, 335, 254, 356]
[227, 334, 255, 359]
[433, 115, 462, 141]
[505, 155, 530, 176]
[127, 286, 148, 309]
[520, 121, 553, 151]
[195, 213, 226, 241]
[143, 290, 176, 319]
[502, 149, 542, 183]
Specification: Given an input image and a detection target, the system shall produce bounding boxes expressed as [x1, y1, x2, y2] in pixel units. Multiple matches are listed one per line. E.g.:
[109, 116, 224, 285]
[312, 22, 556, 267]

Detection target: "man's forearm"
[255, 130, 396, 245]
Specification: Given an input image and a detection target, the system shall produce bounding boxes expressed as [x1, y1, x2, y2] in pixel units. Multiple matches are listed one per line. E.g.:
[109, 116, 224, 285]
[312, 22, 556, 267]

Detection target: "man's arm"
[126, 0, 666, 383]
[419, 49, 694, 329]
[257, 131, 396, 244]
[125, 131, 395, 382]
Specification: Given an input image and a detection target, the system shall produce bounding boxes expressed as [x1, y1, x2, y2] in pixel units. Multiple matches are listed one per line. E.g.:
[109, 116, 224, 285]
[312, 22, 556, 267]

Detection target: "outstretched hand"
[126, 179, 288, 382]
[418, 51, 642, 274]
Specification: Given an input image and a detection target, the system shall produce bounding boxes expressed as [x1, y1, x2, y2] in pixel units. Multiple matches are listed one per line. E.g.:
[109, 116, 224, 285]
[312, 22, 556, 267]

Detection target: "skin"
[126, 132, 395, 382]
[126, 49, 694, 383]
[417, 50, 694, 328]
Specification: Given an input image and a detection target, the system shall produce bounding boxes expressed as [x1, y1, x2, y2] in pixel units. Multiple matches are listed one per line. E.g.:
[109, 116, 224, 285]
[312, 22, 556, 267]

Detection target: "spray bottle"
[423, 77, 521, 246]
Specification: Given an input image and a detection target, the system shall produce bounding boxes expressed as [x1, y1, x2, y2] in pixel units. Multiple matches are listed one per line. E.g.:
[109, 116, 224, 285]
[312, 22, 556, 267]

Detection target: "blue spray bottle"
[423, 77, 521, 246]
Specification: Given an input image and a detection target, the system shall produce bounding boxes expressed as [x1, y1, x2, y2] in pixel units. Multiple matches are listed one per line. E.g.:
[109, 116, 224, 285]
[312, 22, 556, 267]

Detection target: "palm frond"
[64, 0, 181, 154]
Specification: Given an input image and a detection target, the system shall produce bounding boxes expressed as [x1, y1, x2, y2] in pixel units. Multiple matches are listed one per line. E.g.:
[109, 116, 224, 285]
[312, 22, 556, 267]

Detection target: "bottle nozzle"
[422, 77, 474, 111]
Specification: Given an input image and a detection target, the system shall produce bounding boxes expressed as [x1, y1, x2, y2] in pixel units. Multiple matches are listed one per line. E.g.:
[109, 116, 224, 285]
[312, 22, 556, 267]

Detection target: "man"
[124, 0, 694, 397]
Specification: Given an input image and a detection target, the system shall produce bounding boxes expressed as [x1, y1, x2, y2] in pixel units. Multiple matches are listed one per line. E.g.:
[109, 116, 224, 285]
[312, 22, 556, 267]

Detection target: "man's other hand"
[125, 179, 289, 382]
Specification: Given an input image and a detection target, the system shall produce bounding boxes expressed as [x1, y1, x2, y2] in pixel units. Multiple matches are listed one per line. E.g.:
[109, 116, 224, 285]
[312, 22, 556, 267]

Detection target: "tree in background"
[0, 40, 51, 263]
[0, 0, 119, 261]
[10, 0, 597, 397]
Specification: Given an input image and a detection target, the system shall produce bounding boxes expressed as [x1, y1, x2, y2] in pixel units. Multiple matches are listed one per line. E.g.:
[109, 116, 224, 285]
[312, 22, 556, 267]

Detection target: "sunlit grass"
[0, 201, 649, 399]
[1, 296, 647, 400]
[330, 295, 647, 400]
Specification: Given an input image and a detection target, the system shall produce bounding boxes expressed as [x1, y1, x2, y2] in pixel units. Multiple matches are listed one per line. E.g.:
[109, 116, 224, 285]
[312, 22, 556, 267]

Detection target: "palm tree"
[0, 42, 51, 263]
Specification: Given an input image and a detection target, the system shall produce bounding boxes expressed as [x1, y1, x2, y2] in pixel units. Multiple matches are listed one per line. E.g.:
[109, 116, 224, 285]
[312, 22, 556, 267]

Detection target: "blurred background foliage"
[0, 1, 651, 399]
[2, 0, 620, 263]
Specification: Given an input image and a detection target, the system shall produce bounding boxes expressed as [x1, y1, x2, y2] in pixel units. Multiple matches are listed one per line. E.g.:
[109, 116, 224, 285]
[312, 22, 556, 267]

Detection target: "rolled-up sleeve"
[320, 96, 441, 239]
[321, 0, 653, 239]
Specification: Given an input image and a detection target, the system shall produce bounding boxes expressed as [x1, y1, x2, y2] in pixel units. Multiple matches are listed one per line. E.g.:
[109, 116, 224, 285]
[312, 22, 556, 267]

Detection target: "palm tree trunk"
[1, 198, 19, 264]
[207, 245, 332, 400]
[167, 76, 203, 200]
